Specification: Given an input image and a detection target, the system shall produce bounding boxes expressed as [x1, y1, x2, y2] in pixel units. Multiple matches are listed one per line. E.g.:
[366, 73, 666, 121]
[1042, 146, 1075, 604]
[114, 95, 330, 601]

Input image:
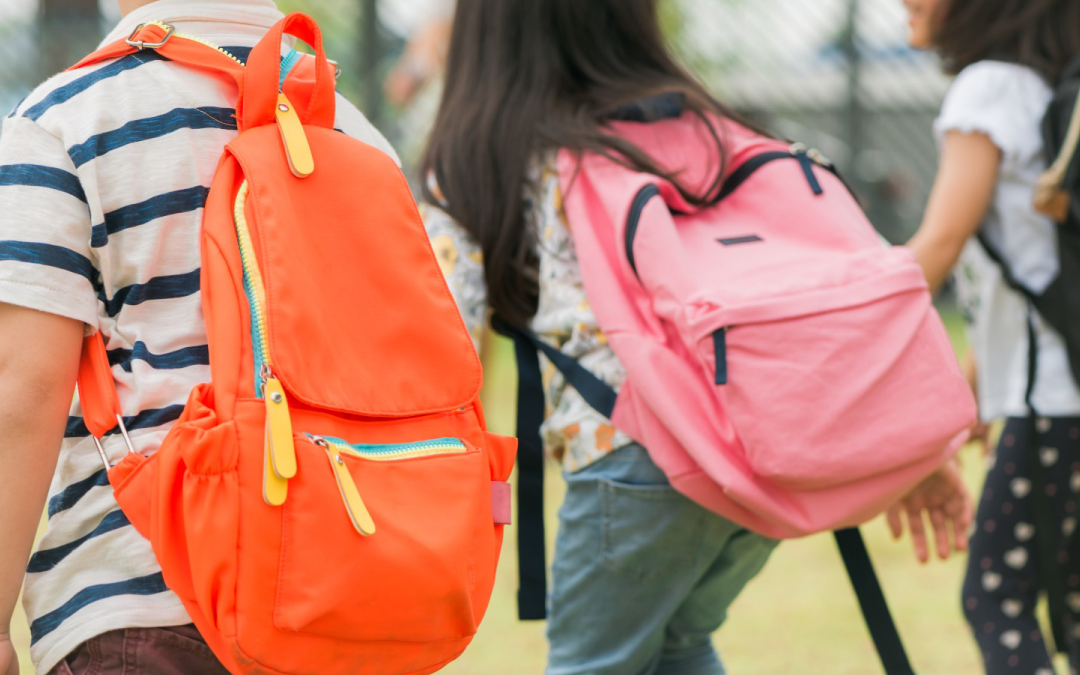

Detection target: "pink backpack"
[550, 115, 976, 539]
[498, 112, 975, 672]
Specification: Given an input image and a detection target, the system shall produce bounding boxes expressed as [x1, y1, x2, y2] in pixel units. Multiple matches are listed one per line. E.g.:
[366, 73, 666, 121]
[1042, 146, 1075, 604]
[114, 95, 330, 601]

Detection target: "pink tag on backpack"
[492, 482, 512, 525]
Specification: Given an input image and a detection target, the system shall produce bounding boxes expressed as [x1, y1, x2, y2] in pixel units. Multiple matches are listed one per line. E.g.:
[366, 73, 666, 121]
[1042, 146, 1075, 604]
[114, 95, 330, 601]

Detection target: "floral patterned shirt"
[422, 156, 634, 472]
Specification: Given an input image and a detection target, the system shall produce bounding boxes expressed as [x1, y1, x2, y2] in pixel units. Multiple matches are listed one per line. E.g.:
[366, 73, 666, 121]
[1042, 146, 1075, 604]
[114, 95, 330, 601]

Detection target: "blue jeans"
[546, 444, 777, 675]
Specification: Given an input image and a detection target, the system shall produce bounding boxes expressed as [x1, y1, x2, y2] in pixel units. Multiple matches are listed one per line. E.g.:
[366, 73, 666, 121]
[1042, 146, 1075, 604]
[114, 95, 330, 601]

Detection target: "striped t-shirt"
[0, 2, 397, 672]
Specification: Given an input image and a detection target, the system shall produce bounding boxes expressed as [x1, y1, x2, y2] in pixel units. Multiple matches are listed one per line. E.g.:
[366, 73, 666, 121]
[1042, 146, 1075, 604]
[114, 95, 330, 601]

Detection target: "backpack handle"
[241, 13, 336, 131]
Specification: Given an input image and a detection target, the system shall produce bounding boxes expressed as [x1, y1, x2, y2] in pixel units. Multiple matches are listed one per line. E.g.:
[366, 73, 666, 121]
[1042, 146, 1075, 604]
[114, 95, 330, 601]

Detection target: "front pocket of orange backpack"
[274, 433, 484, 642]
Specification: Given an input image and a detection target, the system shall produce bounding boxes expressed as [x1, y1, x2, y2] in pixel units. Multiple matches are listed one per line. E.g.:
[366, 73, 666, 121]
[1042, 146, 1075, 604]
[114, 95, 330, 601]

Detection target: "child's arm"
[0, 303, 84, 675]
[905, 130, 1002, 293]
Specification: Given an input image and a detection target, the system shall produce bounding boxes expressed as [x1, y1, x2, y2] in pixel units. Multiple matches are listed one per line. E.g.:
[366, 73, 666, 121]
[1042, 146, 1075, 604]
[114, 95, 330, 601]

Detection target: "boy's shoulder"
[5, 50, 398, 167]
[8, 50, 174, 128]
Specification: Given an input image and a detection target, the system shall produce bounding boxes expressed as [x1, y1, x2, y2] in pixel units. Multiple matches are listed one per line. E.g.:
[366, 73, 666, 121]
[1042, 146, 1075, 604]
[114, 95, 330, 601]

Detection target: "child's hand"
[0, 633, 18, 675]
[886, 458, 973, 563]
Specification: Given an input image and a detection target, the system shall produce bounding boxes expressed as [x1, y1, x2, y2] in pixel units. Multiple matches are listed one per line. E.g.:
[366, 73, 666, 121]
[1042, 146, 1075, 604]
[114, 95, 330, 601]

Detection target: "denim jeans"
[546, 444, 777, 675]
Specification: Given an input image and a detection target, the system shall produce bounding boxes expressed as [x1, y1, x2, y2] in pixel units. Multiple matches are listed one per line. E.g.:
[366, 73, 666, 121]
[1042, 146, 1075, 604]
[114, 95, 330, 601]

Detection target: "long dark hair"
[421, 0, 753, 327]
[934, 0, 1080, 81]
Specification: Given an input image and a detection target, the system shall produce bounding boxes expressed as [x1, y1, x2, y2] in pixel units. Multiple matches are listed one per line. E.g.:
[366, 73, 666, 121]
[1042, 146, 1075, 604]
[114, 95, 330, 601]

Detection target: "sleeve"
[420, 196, 488, 352]
[934, 61, 1051, 163]
[0, 115, 99, 328]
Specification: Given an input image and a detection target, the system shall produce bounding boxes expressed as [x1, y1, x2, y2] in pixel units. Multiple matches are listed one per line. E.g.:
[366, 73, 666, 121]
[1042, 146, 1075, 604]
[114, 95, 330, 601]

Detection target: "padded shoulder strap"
[69, 22, 245, 92]
[71, 24, 243, 442]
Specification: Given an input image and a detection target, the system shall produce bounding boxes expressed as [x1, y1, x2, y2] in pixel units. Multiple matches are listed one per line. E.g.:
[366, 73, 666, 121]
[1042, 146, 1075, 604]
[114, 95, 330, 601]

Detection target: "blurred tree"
[40, 0, 102, 77]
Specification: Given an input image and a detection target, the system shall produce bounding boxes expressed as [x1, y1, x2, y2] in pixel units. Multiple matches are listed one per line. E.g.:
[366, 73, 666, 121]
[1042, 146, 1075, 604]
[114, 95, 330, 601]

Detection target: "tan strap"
[1034, 83, 1080, 221]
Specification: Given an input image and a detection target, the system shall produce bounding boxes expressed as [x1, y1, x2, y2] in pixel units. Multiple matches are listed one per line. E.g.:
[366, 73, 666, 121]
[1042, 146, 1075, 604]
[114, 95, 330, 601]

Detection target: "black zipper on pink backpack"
[621, 144, 844, 389]
[626, 145, 839, 277]
[624, 183, 661, 278]
[716, 144, 827, 202]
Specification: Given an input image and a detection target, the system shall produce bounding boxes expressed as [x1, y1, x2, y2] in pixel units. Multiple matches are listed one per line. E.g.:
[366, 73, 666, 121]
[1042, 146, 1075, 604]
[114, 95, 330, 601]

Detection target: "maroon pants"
[47, 625, 229, 675]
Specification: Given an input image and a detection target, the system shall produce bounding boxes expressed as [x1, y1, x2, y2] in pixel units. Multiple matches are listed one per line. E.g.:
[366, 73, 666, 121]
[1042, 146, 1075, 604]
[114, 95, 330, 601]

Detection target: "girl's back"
[420, 3, 780, 673]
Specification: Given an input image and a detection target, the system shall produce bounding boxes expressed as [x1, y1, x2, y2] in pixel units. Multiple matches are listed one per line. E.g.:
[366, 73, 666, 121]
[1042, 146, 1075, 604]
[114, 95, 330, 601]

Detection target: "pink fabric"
[492, 481, 512, 525]
[558, 116, 977, 539]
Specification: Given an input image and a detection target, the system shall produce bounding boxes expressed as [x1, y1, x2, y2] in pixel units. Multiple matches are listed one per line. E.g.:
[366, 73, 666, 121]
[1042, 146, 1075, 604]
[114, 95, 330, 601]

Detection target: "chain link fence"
[0, 0, 950, 243]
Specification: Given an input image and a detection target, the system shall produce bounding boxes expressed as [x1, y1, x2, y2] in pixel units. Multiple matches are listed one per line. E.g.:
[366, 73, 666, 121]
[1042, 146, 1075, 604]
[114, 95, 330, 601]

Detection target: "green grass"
[15, 310, 1053, 674]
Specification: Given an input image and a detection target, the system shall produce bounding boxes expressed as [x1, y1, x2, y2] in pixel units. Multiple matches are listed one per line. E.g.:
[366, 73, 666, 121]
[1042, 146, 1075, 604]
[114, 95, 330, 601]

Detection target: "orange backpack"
[72, 14, 516, 675]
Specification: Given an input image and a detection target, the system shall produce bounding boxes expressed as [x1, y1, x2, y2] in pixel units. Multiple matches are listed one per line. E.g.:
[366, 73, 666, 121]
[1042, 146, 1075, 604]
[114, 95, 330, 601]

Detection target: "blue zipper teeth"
[306, 434, 468, 460]
[279, 48, 302, 89]
[141, 21, 246, 65]
[233, 180, 271, 397]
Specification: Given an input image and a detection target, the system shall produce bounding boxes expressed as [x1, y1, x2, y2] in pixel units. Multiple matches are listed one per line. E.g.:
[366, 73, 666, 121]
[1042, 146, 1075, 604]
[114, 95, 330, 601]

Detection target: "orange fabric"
[77, 334, 122, 438]
[240, 13, 335, 130]
[74, 13, 516, 675]
[230, 126, 482, 415]
[69, 23, 244, 92]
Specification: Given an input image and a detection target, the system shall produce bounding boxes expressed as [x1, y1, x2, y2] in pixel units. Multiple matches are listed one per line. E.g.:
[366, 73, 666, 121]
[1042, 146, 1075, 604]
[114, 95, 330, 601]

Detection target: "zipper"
[273, 48, 313, 177]
[624, 184, 662, 279]
[307, 434, 469, 461]
[789, 143, 823, 196]
[713, 328, 728, 385]
[306, 434, 470, 537]
[715, 143, 840, 203]
[140, 21, 245, 65]
[235, 180, 297, 506]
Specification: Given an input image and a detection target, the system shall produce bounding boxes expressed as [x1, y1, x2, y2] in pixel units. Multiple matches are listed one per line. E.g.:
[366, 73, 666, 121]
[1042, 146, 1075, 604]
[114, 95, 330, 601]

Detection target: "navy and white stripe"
[91, 186, 209, 247]
[107, 341, 210, 373]
[68, 107, 237, 168]
[0, 164, 87, 202]
[98, 269, 201, 317]
[0, 5, 398, 673]
[47, 469, 109, 518]
[21, 52, 170, 122]
[29, 573, 170, 646]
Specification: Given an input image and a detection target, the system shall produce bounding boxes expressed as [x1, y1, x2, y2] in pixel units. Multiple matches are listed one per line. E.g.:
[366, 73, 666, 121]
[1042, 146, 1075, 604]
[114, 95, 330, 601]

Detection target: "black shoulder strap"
[491, 315, 549, 620]
[490, 315, 618, 621]
[493, 316, 916, 674]
[976, 232, 1037, 300]
[834, 529, 916, 674]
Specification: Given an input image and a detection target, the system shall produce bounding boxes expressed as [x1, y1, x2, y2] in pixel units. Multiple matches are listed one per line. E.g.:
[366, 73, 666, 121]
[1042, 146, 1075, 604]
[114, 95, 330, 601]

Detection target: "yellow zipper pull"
[316, 438, 376, 536]
[274, 93, 314, 178]
[264, 374, 297, 480]
[263, 430, 288, 506]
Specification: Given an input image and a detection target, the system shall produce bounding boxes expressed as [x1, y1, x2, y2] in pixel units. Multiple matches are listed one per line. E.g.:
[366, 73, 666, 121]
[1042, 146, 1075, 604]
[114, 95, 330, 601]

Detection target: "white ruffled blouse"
[936, 60, 1080, 420]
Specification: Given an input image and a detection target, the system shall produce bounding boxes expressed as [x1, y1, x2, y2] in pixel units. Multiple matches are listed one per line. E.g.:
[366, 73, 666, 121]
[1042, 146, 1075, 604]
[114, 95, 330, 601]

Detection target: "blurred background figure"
[901, 0, 1080, 672]
[379, 0, 453, 174]
[381, 0, 452, 109]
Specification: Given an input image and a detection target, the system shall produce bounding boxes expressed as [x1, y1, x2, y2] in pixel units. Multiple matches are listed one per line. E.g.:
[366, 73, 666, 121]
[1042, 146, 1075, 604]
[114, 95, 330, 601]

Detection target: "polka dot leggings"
[962, 416, 1080, 675]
